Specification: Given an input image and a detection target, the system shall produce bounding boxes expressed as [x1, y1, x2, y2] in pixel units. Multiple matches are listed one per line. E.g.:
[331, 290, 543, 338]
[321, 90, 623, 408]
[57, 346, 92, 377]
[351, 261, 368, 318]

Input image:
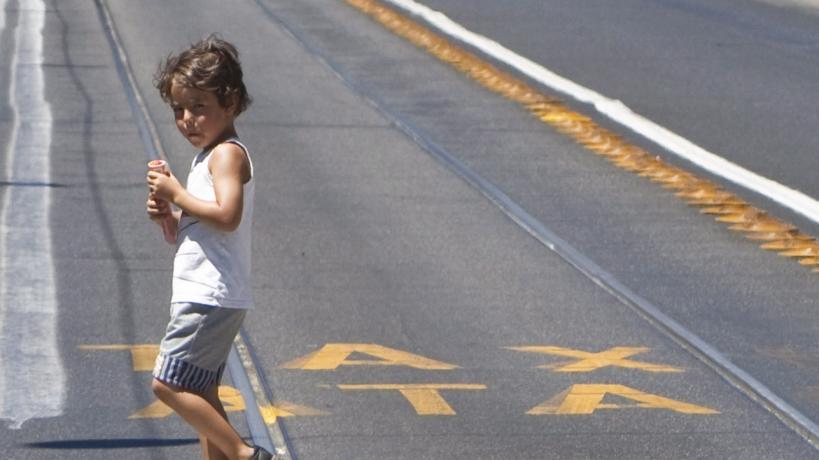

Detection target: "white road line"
[0, 0, 65, 430]
[383, 0, 819, 225]
[0, 0, 6, 428]
[756, 0, 819, 13]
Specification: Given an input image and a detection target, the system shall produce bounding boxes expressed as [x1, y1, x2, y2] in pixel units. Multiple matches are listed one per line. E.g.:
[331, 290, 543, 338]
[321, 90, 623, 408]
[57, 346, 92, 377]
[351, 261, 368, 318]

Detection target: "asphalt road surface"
[2, 0, 819, 459]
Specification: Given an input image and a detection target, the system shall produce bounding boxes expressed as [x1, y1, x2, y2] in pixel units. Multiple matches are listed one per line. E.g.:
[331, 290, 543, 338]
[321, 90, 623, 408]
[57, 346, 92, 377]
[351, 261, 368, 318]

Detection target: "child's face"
[169, 83, 236, 150]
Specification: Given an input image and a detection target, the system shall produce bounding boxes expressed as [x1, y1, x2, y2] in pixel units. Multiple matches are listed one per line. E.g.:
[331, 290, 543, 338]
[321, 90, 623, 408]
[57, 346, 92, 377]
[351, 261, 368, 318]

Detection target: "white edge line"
[0, 0, 9, 429]
[383, 0, 819, 225]
[1, 0, 64, 430]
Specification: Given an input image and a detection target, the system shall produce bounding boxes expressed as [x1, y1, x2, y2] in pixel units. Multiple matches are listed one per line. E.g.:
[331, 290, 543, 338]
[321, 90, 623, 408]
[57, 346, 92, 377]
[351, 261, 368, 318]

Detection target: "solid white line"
[756, 0, 819, 13]
[0, 0, 7, 425]
[0, 0, 65, 430]
[383, 0, 819, 225]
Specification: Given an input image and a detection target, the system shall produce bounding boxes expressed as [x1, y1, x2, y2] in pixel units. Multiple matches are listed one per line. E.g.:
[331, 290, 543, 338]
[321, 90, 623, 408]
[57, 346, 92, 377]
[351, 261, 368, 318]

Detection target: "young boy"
[146, 35, 274, 460]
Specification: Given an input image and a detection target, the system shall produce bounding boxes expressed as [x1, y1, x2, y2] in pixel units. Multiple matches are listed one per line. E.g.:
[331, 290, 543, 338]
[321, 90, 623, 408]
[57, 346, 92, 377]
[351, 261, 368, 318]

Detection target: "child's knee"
[152, 378, 176, 401]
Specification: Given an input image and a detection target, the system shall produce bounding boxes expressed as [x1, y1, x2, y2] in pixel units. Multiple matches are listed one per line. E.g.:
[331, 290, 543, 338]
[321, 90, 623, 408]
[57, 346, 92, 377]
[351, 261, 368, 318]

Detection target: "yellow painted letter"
[508, 346, 682, 373]
[280, 344, 458, 370]
[338, 384, 486, 415]
[527, 384, 718, 415]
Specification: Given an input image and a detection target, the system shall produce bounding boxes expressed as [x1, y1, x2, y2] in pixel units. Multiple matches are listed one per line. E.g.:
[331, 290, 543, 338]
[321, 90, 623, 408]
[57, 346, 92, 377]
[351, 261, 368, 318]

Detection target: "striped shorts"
[153, 302, 247, 394]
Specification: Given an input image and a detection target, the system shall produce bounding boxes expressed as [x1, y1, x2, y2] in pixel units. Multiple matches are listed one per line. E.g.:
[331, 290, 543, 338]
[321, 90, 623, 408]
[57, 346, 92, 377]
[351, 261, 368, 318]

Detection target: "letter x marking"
[507, 346, 683, 373]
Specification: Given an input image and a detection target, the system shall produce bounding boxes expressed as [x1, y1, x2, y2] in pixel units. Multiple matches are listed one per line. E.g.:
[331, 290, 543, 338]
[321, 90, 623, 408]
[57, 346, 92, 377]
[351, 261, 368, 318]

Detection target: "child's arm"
[146, 197, 181, 225]
[147, 143, 250, 232]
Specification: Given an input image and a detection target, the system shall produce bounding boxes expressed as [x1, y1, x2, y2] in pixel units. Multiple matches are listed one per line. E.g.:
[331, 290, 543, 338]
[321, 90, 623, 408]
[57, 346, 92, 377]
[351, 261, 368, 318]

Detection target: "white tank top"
[171, 138, 255, 309]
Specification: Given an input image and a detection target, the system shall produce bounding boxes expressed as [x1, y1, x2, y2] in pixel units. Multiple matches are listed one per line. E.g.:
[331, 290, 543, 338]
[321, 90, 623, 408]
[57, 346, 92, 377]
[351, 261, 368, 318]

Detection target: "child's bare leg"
[152, 379, 255, 460]
[200, 432, 226, 460]
[199, 384, 231, 460]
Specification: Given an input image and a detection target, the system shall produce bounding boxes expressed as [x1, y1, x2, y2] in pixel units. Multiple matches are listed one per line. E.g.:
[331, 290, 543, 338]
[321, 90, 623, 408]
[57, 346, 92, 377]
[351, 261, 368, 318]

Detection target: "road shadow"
[21, 437, 200, 449]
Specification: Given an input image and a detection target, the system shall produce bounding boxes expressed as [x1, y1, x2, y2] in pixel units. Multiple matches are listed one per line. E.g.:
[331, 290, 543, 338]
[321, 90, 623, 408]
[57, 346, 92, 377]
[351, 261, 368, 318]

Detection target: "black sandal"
[250, 446, 276, 460]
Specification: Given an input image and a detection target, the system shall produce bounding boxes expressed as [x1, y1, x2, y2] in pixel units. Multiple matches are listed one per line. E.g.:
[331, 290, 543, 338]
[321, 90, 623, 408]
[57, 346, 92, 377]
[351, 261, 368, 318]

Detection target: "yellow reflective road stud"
[280, 344, 458, 370]
[508, 346, 683, 373]
[527, 384, 718, 415]
[338, 384, 486, 415]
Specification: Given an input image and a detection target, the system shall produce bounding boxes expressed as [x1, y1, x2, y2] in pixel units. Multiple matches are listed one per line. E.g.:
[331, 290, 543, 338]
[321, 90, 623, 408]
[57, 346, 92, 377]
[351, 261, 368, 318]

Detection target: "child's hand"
[146, 196, 170, 221]
[147, 170, 182, 203]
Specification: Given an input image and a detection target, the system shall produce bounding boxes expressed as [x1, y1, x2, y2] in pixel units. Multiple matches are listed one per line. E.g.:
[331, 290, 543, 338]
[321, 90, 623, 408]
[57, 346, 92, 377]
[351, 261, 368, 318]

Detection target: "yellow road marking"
[80, 344, 720, 418]
[129, 385, 327, 420]
[344, 0, 819, 274]
[507, 346, 683, 373]
[280, 343, 458, 370]
[79, 344, 159, 371]
[129, 385, 245, 419]
[81, 344, 327, 422]
[259, 401, 330, 424]
[337, 384, 486, 415]
[129, 400, 174, 419]
[527, 384, 718, 415]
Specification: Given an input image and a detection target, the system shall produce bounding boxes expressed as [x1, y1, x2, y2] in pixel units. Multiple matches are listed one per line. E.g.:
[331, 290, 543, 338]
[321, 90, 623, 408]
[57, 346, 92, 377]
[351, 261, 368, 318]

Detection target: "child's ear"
[226, 94, 240, 116]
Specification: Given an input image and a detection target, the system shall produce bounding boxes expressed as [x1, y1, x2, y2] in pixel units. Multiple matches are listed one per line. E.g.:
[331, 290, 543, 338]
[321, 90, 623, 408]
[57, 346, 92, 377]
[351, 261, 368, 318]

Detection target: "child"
[146, 35, 274, 460]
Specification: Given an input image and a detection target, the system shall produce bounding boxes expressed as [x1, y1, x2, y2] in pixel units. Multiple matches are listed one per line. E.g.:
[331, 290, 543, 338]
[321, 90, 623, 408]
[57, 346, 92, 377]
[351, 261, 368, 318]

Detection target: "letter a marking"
[280, 344, 458, 370]
[527, 384, 718, 415]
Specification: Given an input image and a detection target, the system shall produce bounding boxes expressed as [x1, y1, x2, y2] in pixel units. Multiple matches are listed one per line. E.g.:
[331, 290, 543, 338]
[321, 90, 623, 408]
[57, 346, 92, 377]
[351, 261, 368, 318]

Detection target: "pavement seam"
[95, 0, 166, 163]
[231, 332, 294, 459]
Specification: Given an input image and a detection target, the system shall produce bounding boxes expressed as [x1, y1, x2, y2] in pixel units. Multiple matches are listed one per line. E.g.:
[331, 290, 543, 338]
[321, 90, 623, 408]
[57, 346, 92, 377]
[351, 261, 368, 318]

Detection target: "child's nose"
[182, 109, 195, 125]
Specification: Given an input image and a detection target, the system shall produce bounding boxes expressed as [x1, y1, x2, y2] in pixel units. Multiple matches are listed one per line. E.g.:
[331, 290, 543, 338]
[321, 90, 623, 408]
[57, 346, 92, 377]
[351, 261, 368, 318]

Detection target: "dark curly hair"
[154, 34, 252, 115]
